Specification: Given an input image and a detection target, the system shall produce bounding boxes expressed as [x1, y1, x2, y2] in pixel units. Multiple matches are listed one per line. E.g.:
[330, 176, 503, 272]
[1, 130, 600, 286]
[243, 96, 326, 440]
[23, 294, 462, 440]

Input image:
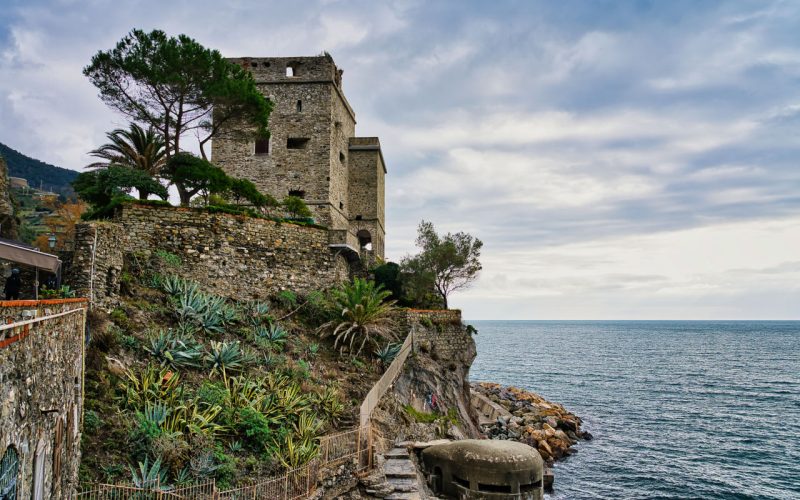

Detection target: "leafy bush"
[270, 434, 318, 470]
[196, 381, 228, 408]
[173, 288, 226, 334]
[319, 278, 398, 355]
[83, 410, 102, 434]
[236, 407, 274, 451]
[281, 195, 312, 219]
[155, 249, 182, 267]
[276, 290, 297, 309]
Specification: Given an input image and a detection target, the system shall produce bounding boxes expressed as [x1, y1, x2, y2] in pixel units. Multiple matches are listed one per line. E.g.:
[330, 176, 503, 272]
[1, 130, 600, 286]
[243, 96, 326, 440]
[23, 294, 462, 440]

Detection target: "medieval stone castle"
[213, 54, 386, 259]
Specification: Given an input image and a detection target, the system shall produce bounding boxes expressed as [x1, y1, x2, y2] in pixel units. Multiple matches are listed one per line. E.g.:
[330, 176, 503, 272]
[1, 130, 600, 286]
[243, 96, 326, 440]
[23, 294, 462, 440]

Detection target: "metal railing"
[359, 323, 416, 427]
[76, 426, 372, 500]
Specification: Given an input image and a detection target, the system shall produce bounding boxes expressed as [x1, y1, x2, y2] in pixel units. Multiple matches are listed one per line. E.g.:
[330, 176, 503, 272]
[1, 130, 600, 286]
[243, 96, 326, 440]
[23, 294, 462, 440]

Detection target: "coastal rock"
[471, 382, 589, 465]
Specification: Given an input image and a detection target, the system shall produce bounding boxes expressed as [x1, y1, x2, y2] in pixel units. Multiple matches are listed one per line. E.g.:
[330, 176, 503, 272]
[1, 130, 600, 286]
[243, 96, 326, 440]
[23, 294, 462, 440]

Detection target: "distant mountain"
[0, 142, 79, 197]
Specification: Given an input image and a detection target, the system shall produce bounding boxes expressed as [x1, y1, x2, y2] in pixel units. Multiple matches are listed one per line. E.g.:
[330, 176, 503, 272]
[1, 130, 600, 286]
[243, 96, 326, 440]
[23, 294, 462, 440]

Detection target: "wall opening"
[432, 466, 443, 493]
[0, 446, 19, 499]
[288, 190, 305, 199]
[255, 137, 270, 155]
[286, 65, 295, 77]
[452, 475, 470, 489]
[296, 100, 302, 112]
[339, 152, 345, 163]
[251, 62, 258, 68]
[357, 230, 372, 251]
[287, 138, 310, 150]
[478, 483, 512, 494]
[355, 215, 363, 221]
[339, 202, 344, 210]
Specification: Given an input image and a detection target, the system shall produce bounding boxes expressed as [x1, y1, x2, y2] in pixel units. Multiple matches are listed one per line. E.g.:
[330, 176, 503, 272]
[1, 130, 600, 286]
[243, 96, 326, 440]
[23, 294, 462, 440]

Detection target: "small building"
[8, 177, 28, 190]
[422, 440, 544, 499]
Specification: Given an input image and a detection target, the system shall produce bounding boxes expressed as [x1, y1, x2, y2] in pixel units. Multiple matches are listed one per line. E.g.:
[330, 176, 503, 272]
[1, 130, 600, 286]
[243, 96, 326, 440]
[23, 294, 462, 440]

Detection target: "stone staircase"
[363, 447, 424, 499]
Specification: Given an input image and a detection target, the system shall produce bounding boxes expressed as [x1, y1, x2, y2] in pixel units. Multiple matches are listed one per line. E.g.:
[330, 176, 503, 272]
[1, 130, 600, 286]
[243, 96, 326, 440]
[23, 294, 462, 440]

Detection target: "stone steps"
[377, 447, 423, 499]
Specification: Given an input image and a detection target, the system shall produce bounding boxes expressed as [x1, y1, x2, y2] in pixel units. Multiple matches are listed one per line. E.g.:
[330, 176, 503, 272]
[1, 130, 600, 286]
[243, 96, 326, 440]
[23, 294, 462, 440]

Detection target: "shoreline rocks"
[471, 382, 592, 464]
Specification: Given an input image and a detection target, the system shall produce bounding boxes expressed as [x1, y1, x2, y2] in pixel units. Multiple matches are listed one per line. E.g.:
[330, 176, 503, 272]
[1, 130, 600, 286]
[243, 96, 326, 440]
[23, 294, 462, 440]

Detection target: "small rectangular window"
[286, 66, 294, 77]
[254, 138, 269, 155]
[288, 190, 305, 198]
[339, 152, 345, 163]
[296, 100, 302, 112]
[287, 138, 310, 150]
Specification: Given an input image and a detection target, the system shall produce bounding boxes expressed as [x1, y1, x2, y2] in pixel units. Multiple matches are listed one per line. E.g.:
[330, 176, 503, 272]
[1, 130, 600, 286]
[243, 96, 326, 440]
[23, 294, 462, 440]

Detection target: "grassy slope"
[79, 257, 383, 489]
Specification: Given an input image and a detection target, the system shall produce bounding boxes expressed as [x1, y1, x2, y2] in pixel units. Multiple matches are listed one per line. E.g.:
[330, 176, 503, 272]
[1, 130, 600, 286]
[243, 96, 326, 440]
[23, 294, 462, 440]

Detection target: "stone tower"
[212, 54, 386, 259]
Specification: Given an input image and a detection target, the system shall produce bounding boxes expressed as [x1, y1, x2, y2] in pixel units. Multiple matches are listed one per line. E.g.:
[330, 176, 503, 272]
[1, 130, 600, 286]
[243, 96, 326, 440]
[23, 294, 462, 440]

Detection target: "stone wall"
[68, 222, 125, 306]
[0, 154, 19, 239]
[0, 299, 87, 499]
[67, 204, 351, 303]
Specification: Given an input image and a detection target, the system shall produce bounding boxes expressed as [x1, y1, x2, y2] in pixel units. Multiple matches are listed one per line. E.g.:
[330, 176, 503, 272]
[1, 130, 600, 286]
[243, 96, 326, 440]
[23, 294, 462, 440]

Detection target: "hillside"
[0, 142, 78, 196]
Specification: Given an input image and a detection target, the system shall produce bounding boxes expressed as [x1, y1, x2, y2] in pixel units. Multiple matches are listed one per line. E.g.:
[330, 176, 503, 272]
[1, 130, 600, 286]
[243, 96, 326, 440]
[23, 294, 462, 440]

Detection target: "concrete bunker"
[421, 440, 544, 499]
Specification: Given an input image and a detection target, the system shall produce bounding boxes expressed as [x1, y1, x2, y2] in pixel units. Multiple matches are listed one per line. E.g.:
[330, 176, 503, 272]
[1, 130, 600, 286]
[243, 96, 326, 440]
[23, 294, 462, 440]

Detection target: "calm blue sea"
[468, 321, 800, 500]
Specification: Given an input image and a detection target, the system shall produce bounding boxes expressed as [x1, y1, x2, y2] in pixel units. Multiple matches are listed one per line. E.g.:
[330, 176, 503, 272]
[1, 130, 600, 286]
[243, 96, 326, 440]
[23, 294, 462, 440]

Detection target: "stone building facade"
[0, 299, 87, 499]
[212, 54, 386, 259]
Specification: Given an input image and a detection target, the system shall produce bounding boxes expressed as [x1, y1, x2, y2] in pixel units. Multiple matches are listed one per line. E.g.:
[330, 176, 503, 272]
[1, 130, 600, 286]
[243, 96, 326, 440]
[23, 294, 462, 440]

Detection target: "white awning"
[0, 238, 61, 272]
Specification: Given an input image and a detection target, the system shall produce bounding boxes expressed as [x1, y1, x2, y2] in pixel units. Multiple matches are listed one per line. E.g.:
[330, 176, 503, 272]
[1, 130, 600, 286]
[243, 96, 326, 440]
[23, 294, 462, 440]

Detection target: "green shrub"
[83, 410, 101, 434]
[236, 407, 273, 451]
[196, 381, 228, 408]
[155, 249, 182, 267]
[276, 290, 297, 309]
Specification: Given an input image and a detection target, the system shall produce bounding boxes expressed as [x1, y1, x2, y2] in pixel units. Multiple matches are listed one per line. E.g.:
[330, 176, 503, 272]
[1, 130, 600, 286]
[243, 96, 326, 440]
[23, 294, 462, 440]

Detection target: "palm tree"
[319, 278, 398, 356]
[88, 123, 166, 199]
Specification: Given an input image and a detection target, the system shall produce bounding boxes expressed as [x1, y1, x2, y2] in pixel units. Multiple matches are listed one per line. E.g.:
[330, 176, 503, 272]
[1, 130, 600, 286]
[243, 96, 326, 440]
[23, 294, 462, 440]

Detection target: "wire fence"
[75, 426, 373, 500]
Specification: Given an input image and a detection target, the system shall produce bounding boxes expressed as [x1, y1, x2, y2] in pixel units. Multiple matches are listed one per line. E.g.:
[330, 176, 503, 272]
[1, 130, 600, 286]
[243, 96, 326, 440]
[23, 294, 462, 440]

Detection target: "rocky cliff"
[369, 311, 481, 449]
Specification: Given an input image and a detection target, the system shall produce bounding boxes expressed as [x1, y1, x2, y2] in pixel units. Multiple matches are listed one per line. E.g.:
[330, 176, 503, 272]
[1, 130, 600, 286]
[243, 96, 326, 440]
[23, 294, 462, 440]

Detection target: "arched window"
[0, 446, 19, 500]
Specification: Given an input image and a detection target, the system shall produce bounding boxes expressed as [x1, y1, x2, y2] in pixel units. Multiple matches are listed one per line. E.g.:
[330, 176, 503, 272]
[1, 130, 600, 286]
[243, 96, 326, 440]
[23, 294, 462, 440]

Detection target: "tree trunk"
[176, 184, 191, 206]
[137, 190, 149, 200]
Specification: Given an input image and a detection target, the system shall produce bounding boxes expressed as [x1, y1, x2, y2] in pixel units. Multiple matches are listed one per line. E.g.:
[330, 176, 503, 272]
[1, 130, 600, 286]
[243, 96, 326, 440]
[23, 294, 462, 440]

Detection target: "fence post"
[284, 473, 289, 500]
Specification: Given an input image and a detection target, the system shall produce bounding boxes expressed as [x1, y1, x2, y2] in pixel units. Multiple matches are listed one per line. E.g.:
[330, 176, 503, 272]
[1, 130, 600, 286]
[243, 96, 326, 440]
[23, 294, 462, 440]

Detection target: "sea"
[468, 320, 800, 500]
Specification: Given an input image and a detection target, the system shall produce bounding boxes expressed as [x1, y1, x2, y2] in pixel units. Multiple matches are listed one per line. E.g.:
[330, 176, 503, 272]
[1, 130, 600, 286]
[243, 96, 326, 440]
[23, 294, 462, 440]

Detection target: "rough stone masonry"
[212, 54, 387, 259]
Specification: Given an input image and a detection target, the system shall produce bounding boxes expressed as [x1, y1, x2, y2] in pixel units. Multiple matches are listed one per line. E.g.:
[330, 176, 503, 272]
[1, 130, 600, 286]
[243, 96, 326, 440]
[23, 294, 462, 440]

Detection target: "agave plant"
[173, 288, 225, 334]
[205, 341, 247, 377]
[254, 323, 288, 351]
[224, 375, 266, 410]
[120, 365, 183, 411]
[375, 342, 403, 368]
[161, 275, 194, 296]
[144, 330, 204, 369]
[129, 456, 170, 491]
[163, 399, 224, 437]
[319, 278, 398, 355]
[314, 385, 345, 426]
[243, 301, 272, 326]
[271, 434, 319, 470]
[293, 412, 323, 443]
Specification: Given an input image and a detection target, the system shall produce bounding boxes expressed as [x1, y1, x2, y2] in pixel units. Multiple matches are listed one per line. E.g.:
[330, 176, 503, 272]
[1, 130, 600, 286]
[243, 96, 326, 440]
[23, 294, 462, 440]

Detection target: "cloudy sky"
[1, 0, 799, 319]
